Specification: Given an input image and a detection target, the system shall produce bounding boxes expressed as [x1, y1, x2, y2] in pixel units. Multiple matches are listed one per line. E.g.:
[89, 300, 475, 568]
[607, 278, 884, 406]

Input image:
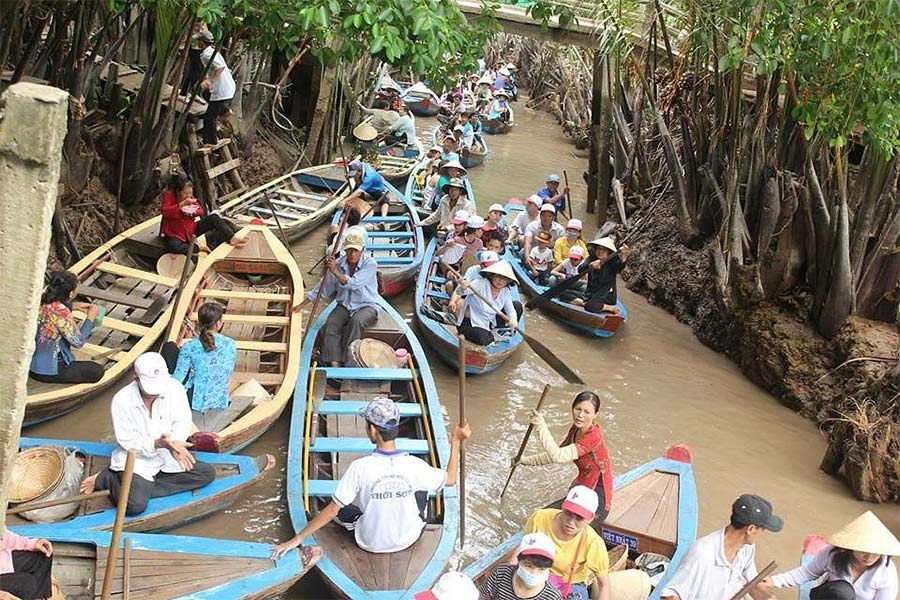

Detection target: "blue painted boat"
[377, 138, 424, 184]
[287, 296, 459, 599]
[8, 438, 273, 534]
[430, 125, 489, 170]
[8, 525, 320, 599]
[503, 201, 627, 337]
[402, 87, 441, 116]
[330, 180, 423, 297]
[462, 445, 698, 599]
[414, 238, 524, 374]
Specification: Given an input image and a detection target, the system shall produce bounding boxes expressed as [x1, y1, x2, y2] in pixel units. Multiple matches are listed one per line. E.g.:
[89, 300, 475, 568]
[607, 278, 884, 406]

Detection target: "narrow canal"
[25, 98, 898, 598]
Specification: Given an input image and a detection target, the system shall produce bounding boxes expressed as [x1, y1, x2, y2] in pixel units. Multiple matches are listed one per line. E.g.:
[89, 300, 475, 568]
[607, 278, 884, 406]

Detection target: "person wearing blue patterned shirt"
[172, 301, 237, 412]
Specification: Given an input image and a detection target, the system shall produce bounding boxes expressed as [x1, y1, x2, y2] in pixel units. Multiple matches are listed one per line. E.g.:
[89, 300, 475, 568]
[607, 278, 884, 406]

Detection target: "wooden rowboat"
[287, 296, 458, 599]
[463, 445, 698, 600]
[430, 125, 489, 170]
[329, 182, 424, 297]
[405, 155, 477, 214]
[503, 202, 627, 337]
[9, 438, 274, 533]
[377, 138, 425, 183]
[482, 116, 514, 135]
[414, 238, 524, 375]
[220, 163, 350, 242]
[402, 87, 441, 116]
[8, 526, 320, 600]
[167, 225, 303, 454]
[25, 217, 179, 426]
[798, 535, 828, 600]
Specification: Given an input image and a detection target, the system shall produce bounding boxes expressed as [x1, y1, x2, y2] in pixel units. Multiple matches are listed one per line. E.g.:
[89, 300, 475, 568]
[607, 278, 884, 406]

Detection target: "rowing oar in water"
[457, 335, 467, 548]
[500, 384, 551, 499]
[444, 265, 584, 385]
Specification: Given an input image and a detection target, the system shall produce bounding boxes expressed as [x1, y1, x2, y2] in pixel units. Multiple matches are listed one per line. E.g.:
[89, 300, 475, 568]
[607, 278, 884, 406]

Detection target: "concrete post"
[0, 82, 69, 530]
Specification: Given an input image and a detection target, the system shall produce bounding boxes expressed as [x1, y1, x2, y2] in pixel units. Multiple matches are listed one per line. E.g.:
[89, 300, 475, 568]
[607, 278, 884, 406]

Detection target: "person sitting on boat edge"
[537, 174, 569, 218]
[160, 176, 245, 254]
[554, 219, 587, 265]
[570, 238, 629, 316]
[29, 271, 104, 385]
[418, 177, 475, 231]
[301, 230, 380, 370]
[479, 532, 563, 600]
[339, 159, 392, 220]
[458, 111, 476, 149]
[551, 246, 588, 299]
[456, 260, 522, 346]
[507, 195, 542, 248]
[763, 511, 898, 600]
[164, 301, 237, 416]
[271, 397, 471, 558]
[0, 528, 53, 600]
[516, 391, 614, 521]
[523, 204, 565, 263]
[416, 571, 480, 600]
[79, 352, 216, 515]
[383, 103, 416, 147]
[660, 494, 782, 600]
[528, 231, 556, 286]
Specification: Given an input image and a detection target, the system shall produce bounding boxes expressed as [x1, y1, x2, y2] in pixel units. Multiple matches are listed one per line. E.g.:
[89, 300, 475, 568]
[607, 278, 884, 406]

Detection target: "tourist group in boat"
[4, 61, 897, 600]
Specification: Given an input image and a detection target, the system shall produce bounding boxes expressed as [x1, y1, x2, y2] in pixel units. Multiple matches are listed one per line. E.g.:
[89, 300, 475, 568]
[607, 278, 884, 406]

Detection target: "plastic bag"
[20, 448, 84, 523]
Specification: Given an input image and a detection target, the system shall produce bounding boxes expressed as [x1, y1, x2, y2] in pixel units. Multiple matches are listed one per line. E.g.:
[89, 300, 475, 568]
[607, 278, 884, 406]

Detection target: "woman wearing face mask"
[552, 219, 587, 265]
[479, 532, 562, 600]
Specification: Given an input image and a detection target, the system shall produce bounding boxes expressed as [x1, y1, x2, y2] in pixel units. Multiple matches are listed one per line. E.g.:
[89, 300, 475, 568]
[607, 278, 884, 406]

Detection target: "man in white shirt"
[385, 104, 417, 147]
[79, 352, 215, 514]
[194, 30, 236, 146]
[660, 494, 782, 600]
[523, 204, 565, 263]
[271, 397, 470, 557]
[507, 195, 542, 247]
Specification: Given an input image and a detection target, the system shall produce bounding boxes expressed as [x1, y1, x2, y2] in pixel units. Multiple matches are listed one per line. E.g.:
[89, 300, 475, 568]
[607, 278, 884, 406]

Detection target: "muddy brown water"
[25, 102, 898, 598]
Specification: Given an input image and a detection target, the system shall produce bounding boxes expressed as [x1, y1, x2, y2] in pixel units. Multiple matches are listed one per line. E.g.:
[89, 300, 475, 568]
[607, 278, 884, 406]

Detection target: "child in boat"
[170, 301, 238, 414]
[160, 176, 245, 254]
[478, 533, 562, 600]
[528, 231, 555, 286]
[457, 111, 475, 149]
[484, 204, 508, 239]
[438, 212, 483, 276]
[455, 260, 521, 346]
[29, 271, 105, 385]
[553, 219, 587, 265]
[551, 246, 588, 298]
[571, 238, 629, 316]
[1, 528, 54, 600]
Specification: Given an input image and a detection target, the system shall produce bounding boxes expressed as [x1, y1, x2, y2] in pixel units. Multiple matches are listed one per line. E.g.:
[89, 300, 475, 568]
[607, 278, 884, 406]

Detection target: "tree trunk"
[307, 60, 337, 165]
[817, 149, 853, 338]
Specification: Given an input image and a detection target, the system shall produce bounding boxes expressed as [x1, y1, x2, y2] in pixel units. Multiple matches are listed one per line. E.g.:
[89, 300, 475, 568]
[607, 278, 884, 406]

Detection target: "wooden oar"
[302, 206, 352, 341]
[7, 490, 110, 515]
[445, 265, 583, 384]
[525, 250, 618, 311]
[727, 561, 777, 600]
[159, 237, 196, 347]
[457, 335, 467, 548]
[500, 384, 551, 498]
[563, 170, 575, 221]
[100, 449, 135, 600]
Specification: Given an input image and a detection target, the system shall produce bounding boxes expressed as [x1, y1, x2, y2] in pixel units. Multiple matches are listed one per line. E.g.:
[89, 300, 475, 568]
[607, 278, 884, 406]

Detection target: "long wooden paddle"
[525, 250, 618, 311]
[445, 265, 583, 385]
[159, 237, 196, 348]
[727, 561, 777, 600]
[500, 384, 551, 498]
[457, 335, 467, 548]
[302, 206, 352, 342]
[100, 449, 135, 600]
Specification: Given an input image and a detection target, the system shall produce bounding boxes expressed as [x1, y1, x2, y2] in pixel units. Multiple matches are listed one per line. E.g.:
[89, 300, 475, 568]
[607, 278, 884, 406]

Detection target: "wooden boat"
[25, 217, 179, 426]
[482, 116, 514, 135]
[329, 181, 424, 297]
[798, 535, 828, 600]
[287, 296, 458, 599]
[460, 134, 489, 169]
[9, 437, 274, 533]
[414, 238, 524, 374]
[503, 202, 627, 337]
[377, 138, 424, 183]
[219, 163, 350, 242]
[402, 87, 441, 116]
[404, 158, 477, 214]
[167, 225, 303, 453]
[463, 445, 698, 600]
[9, 526, 320, 600]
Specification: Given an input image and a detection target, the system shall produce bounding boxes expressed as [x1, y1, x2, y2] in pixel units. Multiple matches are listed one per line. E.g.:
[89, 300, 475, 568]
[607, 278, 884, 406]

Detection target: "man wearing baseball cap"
[339, 159, 391, 219]
[272, 398, 470, 558]
[523, 204, 565, 265]
[536, 174, 570, 218]
[660, 494, 783, 600]
[415, 571, 480, 600]
[553, 218, 587, 265]
[79, 352, 215, 514]
[480, 532, 563, 599]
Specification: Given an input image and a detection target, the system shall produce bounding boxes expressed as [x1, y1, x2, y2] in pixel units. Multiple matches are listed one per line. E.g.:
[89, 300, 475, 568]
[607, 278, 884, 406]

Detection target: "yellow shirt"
[553, 237, 587, 265]
[525, 508, 610, 583]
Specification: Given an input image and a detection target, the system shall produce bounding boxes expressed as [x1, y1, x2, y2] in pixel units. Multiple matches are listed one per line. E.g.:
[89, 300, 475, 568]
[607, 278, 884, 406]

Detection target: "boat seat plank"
[192, 313, 289, 326]
[429, 275, 447, 284]
[318, 367, 412, 381]
[230, 371, 283, 385]
[95, 262, 177, 287]
[361, 216, 410, 223]
[309, 437, 429, 454]
[317, 400, 422, 417]
[372, 257, 416, 265]
[234, 340, 288, 353]
[427, 290, 451, 301]
[81, 343, 123, 361]
[366, 231, 414, 239]
[248, 206, 302, 222]
[366, 244, 416, 251]
[199, 289, 291, 302]
[93, 316, 152, 337]
[76, 286, 153, 309]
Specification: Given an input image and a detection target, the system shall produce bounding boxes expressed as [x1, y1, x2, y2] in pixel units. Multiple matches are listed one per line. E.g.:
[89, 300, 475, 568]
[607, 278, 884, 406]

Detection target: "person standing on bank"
[194, 30, 235, 147]
[303, 230, 380, 367]
[29, 271, 105, 385]
[515, 391, 614, 523]
[79, 352, 216, 515]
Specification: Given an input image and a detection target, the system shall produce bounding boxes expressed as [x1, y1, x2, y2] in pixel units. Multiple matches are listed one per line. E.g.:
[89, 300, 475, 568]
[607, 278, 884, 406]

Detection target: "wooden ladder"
[189, 123, 248, 209]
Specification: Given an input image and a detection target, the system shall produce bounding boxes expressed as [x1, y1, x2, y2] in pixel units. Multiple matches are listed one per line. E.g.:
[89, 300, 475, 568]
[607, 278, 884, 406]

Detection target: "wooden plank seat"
[77, 314, 151, 337]
[309, 437, 429, 454]
[366, 231, 415, 239]
[230, 371, 284, 385]
[95, 262, 177, 287]
[317, 400, 423, 417]
[429, 275, 447, 284]
[192, 313, 289, 326]
[234, 340, 288, 353]
[427, 290, 451, 301]
[276, 189, 327, 201]
[198, 290, 291, 302]
[249, 206, 303, 222]
[80, 343, 123, 361]
[318, 367, 413, 381]
[366, 244, 416, 252]
[373, 257, 416, 265]
[76, 286, 154, 309]
[269, 198, 321, 212]
[361, 216, 410, 223]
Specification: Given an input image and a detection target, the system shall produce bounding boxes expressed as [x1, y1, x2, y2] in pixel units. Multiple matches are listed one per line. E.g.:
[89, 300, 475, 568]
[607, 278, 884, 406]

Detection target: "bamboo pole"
[457, 335, 467, 548]
[100, 449, 135, 600]
[7, 490, 109, 515]
[500, 384, 551, 498]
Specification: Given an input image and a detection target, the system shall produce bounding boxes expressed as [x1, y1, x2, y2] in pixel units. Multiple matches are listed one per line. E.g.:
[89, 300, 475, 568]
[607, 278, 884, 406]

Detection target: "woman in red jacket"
[160, 176, 244, 253]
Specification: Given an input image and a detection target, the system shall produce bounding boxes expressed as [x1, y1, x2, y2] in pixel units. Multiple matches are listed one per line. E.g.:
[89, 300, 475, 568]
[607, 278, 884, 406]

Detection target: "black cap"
[731, 494, 783, 532]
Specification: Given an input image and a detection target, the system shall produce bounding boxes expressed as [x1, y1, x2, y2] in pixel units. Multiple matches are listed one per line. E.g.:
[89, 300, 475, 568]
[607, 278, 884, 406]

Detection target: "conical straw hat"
[480, 260, 518, 284]
[353, 122, 378, 142]
[827, 511, 900, 556]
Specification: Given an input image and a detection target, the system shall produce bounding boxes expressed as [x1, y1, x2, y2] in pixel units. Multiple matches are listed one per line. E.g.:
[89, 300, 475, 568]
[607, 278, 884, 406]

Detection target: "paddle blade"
[519, 330, 584, 384]
[525, 274, 582, 310]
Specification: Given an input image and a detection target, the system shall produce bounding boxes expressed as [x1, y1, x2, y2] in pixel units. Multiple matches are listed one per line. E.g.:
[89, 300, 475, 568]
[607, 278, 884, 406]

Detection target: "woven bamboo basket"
[609, 543, 629, 572]
[9, 446, 66, 504]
